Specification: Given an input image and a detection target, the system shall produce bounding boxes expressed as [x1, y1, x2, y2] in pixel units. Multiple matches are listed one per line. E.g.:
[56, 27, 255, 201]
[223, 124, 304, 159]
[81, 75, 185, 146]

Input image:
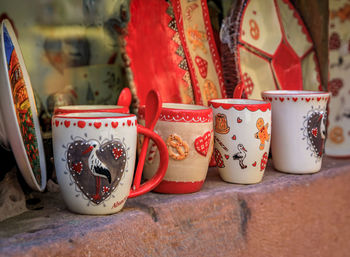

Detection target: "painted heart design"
[78, 121, 86, 128]
[214, 148, 225, 168]
[292, 97, 298, 102]
[112, 148, 123, 160]
[237, 117, 242, 123]
[306, 112, 325, 158]
[64, 120, 70, 128]
[94, 122, 102, 129]
[252, 161, 257, 167]
[55, 120, 59, 127]
[194, 131, 211, 157]
[67, 139, 127, 204]
[127, 120, 132, 126]
[195, 56, 208, 78]
[225, 154, 229, 159]
[112, 122, 119, 128]
[260, 152, 268, 171]
[232, 135, 236, 140]
[72, 161, 83, 174]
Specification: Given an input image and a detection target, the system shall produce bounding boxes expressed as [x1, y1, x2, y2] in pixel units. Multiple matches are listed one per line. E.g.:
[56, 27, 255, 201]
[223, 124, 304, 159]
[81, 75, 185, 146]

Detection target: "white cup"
[209, 99, 271, 184]
[262, 90, 330, 173]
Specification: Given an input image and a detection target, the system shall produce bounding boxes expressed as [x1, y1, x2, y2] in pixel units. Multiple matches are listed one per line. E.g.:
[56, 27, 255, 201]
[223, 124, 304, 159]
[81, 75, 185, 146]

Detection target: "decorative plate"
[220, 0, 322, 98]
[326, 0, 350, 157]
[0, 19, 46, 191]
[125, 0, 225, 107]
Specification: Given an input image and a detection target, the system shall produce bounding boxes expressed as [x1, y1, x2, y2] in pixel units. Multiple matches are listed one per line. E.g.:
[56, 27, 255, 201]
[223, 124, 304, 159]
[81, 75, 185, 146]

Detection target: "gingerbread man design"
[254, 118, 270, 150]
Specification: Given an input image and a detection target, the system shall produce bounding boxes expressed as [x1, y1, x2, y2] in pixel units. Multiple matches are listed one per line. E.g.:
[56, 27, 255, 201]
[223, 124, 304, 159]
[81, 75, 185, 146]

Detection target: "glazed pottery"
[262, 90, 330, 173]
[0, 19, 47, 191]
[326, 0, 350, 157]
[52, 112, 168, 215]
[209, 99, 271, 184]
[126, 0, 225, 107]
[220, 0, 322, 98]
[138, 103, 213, 193]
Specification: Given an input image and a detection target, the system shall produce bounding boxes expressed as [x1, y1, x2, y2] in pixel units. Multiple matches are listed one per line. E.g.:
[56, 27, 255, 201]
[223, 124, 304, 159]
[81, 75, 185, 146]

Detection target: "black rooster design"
[232, 144, 247, 169]
[67, 139, 126, 204]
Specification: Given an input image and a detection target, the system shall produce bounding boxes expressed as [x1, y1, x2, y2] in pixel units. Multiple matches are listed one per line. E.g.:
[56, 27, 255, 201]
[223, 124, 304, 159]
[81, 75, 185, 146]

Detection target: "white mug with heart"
[262, 90, 330, 173]
[52, 112, 168, 215]
[209, 99, 271, 184]
[138, 103, 213, 194]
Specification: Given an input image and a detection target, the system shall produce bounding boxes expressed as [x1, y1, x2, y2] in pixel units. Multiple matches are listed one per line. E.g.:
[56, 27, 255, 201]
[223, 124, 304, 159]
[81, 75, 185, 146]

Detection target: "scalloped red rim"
[208, 100, 271, 112]
[138, 104, 213, 123]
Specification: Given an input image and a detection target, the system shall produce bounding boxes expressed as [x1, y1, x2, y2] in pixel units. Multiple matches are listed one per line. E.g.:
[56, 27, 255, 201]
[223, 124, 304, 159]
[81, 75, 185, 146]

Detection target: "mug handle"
[128, 124, 168, 198]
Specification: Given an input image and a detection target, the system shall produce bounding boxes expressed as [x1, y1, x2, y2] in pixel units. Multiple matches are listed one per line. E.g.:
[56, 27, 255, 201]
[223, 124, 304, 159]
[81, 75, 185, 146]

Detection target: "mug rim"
[54, 105, 128, 114]
[261, 90, 330, 97]
[208, 98, 269, 105]
[53, 112, 135, 120]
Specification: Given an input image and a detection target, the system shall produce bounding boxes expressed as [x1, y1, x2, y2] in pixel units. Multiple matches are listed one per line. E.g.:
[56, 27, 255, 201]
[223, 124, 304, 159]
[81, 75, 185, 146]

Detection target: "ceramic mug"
[209, 99, 271, 184]
[52, 112, 168, 215]
[138, 103, 214, 194]
[262, 90, 330, 174]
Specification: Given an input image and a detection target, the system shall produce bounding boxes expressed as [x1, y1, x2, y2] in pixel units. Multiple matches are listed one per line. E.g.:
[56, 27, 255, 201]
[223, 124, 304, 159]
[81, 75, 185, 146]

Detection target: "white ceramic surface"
[209, 99, 271, 184]
[52, 112, 138, 215]
[262, 90, 330, 173]
[54, 105, 129, 115]
[0, 19, 46, 191]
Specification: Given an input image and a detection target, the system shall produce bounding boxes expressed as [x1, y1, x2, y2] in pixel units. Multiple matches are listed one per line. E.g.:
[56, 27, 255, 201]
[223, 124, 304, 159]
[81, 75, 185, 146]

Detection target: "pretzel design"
[166, 134, 189, 160]
[329, 126, 344, 144]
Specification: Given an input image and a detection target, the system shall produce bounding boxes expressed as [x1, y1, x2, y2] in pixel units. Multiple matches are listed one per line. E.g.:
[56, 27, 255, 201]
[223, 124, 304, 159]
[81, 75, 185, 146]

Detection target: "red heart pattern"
[94, 122, 102, 129]
[195, 131, 212, 157]
[72, 161, 83, 174]
[64, 121, 70, 128]
[112, 122, 119, 128]
[112, 148, 123, 160]
[225, 154, 229, 159]
[312, 128, 318, 137]
[232, 135, 236, 140]
[78, 121, 86, 128]
[214, 148, 225, 168]
[252, 161, 257, 167]
[195, 56, 208, 78]
[237, 117, 242, 123]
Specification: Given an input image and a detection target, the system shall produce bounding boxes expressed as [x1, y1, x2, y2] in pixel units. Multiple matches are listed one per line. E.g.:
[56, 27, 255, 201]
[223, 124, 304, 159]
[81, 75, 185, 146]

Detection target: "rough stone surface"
[0, 157, 349, 257]
[0, 168, 27, 222]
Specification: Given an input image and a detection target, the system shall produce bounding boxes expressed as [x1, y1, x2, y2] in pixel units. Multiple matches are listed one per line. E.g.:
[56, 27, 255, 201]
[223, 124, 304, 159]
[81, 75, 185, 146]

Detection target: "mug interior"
[57, 105, 125, 110]
[54, 112, 135, 119]
[209, 99, 268, 105]
[162, 103, 210, 110]
[262, 90, 330, 96]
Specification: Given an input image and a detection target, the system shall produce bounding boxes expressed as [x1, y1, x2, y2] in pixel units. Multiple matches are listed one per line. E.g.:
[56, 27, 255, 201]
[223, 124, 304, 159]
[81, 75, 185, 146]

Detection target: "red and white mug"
[52, 112, 168, 215]
[138, 103, 214, 194]
[262, 90, 330, 173]
[209, 99, 271, 184]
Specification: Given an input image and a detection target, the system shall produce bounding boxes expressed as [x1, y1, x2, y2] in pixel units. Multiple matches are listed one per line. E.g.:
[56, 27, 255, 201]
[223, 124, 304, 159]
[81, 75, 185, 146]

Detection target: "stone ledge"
[0, 157, 350, 257]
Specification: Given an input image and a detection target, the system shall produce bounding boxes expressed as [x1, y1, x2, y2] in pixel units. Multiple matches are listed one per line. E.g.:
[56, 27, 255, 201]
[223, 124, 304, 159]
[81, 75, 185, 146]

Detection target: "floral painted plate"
[326, 0, 350, 157]
[0, 19, 46, 191]
[220, 0, 322, 98]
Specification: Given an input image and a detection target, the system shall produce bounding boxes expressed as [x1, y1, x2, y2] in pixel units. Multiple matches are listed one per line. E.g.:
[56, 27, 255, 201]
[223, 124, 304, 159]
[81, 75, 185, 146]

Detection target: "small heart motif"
[305, 98, 311, 102]
[237, 117, 242, 123]
[111, 122, 119, 128]
[292, 97, 298, 102]
[279, 97, 285, 102]
[94, 122, 102, 129]
[72, 162, 83, 174]
[194, 131, 212, 157]
[312, 128, 318, 137]
[78, 121, 86, 128]
[252, 161, 257, 167]
[112, 148, 123, 160]
[268, 97, 273, 102]
[232, 135, 236, 140]
[55, 120, 59, 127]
[127, 120, 132, 126]
[195, 56, 208, 78]
[64, 120, 70, 128]
[225, 154, 229, 159]
[317, 97, 321, 102]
